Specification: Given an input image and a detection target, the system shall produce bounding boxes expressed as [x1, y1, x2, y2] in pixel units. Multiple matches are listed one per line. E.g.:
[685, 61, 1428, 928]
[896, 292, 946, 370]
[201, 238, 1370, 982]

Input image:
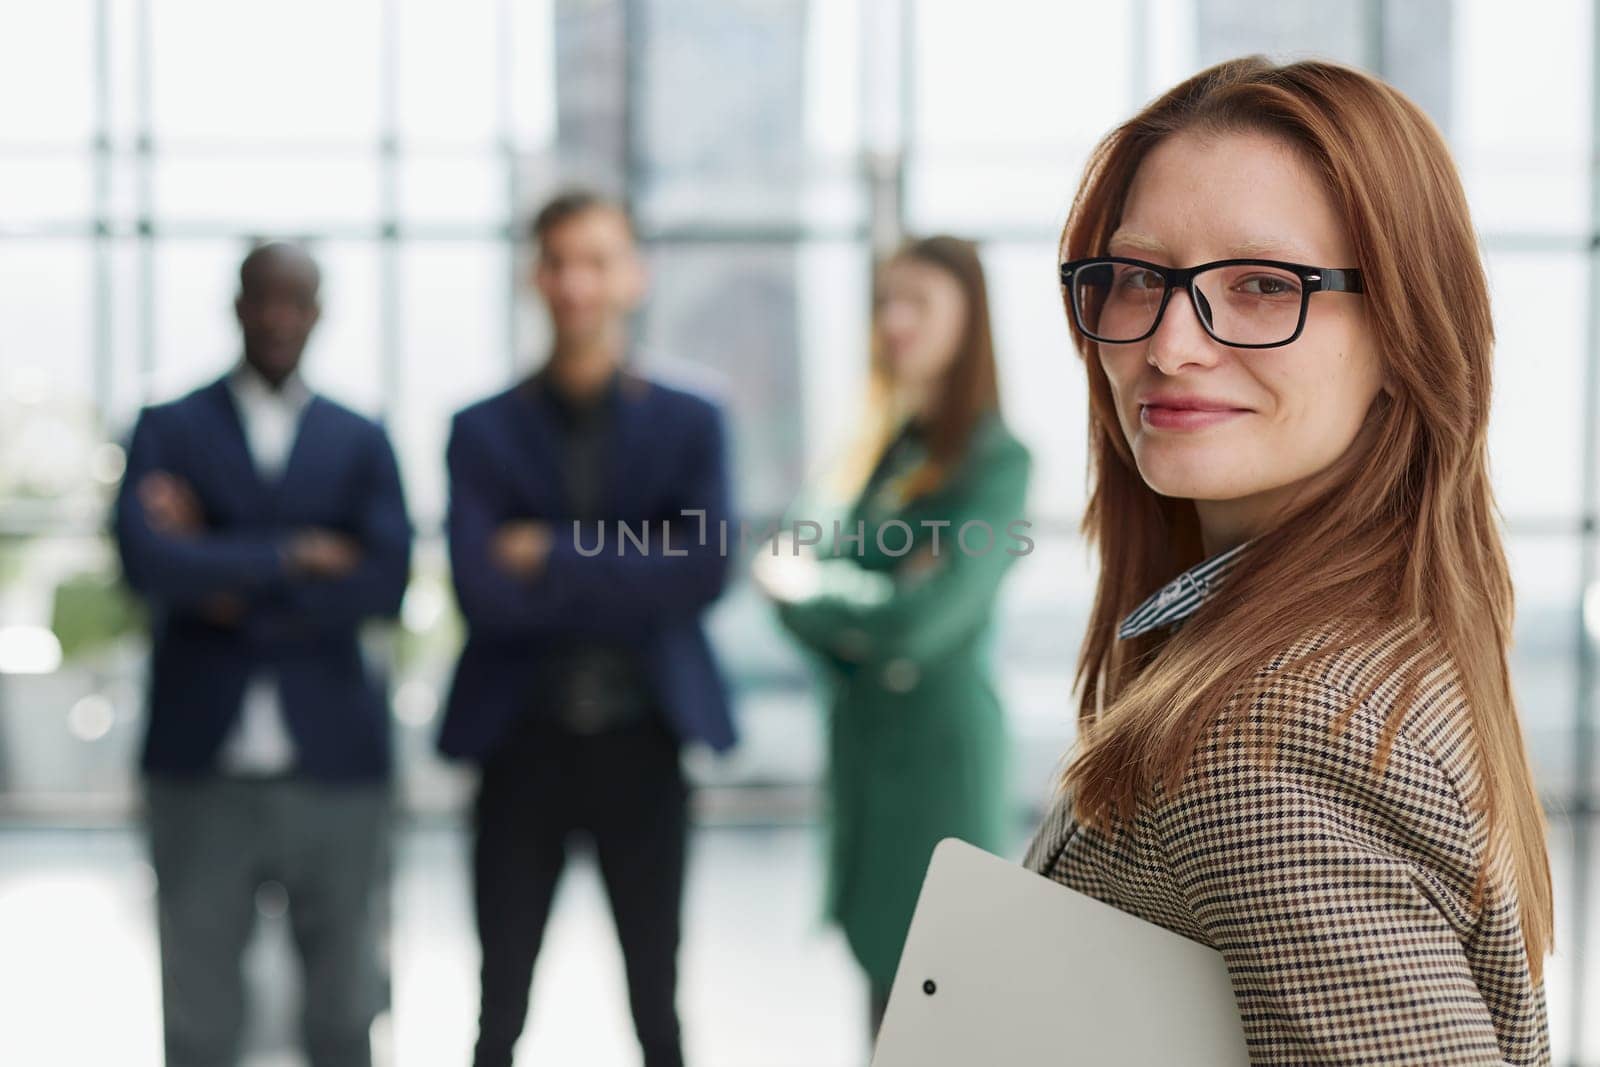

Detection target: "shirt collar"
[1117, 540, 1251, 640]
[229, 359, 311, 412]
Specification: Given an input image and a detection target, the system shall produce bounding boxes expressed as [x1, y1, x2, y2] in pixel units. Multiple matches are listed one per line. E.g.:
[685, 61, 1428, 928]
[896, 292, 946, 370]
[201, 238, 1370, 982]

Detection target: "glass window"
[148, 0, 382, 140]
[508, 0, 558, 150]
[396, 0, 500, 145]
[395, 240, 513, 523]
[148, 239, 248, 402]
[0, 160, 92, 228]
[634, 0, 863, 230]
[1506, 534, 1582, 793]
[0, 242, 93, 416]
[980, 242, 1086, 522]
[794, 240, 871, 473]
[1193, 3, 1364, 67]
[0, 1, 93, 143]
[637, 241, 808, 519]
[152, 156, 382, 228]
[1485, 251, 1586, 520]
[909, 1, 1132, 232]
[302, 239, 385, 419]
[1453, 0, 1591, 236]
[399, 155, 507, 226]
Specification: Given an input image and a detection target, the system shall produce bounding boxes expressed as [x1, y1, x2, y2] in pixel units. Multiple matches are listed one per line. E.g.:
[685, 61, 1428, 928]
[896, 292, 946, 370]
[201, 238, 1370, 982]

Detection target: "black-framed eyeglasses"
[1058, 256, 1364, 349]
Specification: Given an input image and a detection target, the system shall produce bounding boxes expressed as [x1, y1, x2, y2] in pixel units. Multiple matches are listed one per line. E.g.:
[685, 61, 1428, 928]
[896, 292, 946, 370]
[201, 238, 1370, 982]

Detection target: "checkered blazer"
[1023, 626, 1550, 1065]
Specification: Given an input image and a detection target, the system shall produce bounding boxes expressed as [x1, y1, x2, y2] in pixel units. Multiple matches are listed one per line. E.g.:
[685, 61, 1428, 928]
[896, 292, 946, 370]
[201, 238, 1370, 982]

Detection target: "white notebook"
[870, 838, 1250, 1066]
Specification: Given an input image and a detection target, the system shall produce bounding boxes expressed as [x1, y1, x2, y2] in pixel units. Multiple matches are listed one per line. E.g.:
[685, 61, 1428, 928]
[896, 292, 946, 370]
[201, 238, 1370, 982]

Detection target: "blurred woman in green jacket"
[752, 235, 1032, 1038]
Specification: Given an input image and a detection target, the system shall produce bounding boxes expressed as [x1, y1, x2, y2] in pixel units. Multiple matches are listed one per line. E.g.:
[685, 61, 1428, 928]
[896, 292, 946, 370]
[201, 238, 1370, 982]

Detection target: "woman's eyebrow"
[1106, 233, 1330, 263]
[1106, 231, 1166, 255]
[1227, 238, 1320, 261]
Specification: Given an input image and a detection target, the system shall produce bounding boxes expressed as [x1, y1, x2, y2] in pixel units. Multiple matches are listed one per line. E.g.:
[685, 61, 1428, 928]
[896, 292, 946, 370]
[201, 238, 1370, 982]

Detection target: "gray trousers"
[145, 776, 389, 1067]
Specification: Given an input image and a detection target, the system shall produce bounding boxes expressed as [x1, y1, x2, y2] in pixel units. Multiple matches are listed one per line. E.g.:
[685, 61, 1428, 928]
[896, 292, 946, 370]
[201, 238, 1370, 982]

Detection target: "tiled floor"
[0, 823, 875, 1067]
[0, 818, 1593, 1066]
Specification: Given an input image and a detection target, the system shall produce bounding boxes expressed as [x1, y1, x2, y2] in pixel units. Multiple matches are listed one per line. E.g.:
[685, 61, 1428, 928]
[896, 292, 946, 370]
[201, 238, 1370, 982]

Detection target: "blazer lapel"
[271, 395, 327, 512]
[508, 376, 573, 515]
[199, 377, 268, 513]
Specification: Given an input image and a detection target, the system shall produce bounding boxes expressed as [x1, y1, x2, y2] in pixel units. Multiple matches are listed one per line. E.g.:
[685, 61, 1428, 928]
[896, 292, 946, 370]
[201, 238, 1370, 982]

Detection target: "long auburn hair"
[1060, 56, 1553, 978]
[830, 235, 1002, 503]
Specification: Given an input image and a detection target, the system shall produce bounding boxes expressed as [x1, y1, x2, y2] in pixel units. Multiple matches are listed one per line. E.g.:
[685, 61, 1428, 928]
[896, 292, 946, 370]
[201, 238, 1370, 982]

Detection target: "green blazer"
[774, 410, 1032, 988]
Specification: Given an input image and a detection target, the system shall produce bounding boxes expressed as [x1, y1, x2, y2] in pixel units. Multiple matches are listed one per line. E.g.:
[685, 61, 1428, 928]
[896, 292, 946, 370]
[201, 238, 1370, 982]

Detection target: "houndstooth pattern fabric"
[1023, 627, 1551, 1065]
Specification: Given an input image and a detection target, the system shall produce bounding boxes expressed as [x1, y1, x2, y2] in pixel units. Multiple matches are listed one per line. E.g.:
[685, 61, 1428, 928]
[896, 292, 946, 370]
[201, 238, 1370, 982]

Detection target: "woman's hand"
[751, 530, 823, 603]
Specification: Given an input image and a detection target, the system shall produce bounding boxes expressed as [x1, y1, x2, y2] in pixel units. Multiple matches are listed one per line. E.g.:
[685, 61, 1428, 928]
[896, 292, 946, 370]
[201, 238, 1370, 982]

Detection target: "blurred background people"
[111, 241, 413, 1067]
[753, 235, 1032, 1039]
[436, 190, 736, 1067]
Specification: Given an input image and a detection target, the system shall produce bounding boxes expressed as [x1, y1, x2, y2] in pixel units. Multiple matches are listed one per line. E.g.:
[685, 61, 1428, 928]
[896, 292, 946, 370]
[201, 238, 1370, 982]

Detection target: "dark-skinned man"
[113, 241, 412, 1067]
[438, 191, 737, 1067]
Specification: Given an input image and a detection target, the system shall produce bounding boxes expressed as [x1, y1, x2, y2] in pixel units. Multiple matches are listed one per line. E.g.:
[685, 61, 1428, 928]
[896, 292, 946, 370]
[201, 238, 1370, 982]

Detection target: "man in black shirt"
[439, 190, 737, 1067]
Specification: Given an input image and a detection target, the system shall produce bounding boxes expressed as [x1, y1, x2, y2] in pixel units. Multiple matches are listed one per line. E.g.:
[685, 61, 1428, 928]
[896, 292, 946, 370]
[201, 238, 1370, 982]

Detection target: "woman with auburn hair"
[1023, 56, 1552, 1063]
[754, 235, 1032, 1039]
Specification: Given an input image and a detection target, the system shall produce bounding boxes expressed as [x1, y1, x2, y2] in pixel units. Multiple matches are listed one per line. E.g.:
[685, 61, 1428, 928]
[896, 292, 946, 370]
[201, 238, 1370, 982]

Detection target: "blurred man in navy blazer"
[439, 190, 736, 1067]
[113, 242, 412, 1067]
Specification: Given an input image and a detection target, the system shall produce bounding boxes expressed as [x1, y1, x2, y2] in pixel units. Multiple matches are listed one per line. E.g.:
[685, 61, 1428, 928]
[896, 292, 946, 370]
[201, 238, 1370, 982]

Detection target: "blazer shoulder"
[1195, 622, 1486, 872]
[972, 411, 1031, 462]
[311, 394, 392, 441]
[124, 380, 220, 439]
[451, 383, 523, 428]
[1254, 621, 1476, 785]
[447, 386, 530, 455]
[633, 355, 732, 410]
[947, 412, 1032, 491]
[635, 372, 726, 425]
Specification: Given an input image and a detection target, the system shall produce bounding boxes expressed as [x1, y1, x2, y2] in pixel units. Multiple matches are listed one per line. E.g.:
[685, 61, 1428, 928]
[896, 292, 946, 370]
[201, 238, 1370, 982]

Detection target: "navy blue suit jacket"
[113, 376, 413, 782]
[437, 370, 737, 761]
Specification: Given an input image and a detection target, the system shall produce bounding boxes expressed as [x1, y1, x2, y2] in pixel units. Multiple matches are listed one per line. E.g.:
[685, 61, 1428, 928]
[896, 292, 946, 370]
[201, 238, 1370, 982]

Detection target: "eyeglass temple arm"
[1309, 267, 1363, 293]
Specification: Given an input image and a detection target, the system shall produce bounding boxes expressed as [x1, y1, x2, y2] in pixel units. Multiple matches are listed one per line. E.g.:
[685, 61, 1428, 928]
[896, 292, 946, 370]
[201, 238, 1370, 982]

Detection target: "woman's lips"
[1140, 403, 1249, 430]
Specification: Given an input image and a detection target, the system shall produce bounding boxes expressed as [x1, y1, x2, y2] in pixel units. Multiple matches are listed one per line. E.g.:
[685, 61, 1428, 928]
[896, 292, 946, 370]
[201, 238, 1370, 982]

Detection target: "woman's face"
[875, 257, 969, 392]
[1097, 129, 1385, 547]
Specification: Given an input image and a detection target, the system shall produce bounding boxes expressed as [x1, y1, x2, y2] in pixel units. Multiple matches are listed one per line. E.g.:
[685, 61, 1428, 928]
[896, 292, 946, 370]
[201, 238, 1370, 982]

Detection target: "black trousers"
[470, 713, 688, 1067]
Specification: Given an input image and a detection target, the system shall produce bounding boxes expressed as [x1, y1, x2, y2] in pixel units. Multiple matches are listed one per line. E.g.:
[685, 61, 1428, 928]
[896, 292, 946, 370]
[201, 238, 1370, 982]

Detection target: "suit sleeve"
[112, 407, 290, 608]
[535, 400, 734, 626]
[1157, 672, 1510, 1065]
[772, 435, 1031, 669]
[261, 425, 413, 633]
[445, 412, 572, 637]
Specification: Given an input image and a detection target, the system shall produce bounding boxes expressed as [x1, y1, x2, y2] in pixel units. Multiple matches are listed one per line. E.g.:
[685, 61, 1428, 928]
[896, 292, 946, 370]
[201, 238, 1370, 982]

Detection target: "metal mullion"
[622, 0, 650, 363]
[1567, 5, 1600, 1060]
[496, 0, 518, 376]
[894, 0, 912, 254]
[1129, 0, 1148, 108]
[623, 0, 643, 227]
[1363, 0, 1386, 74]
[134, 0, 154, 405]
[11, 220, 1581, 251]
[119, 220, 507, 241]
[379, 0, 401, 425]
[91, 0, 112, 425]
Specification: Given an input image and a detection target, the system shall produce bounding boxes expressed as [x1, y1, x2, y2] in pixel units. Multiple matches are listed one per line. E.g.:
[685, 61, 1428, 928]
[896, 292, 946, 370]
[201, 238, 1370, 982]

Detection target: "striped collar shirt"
[1117, 541, 1250, 640]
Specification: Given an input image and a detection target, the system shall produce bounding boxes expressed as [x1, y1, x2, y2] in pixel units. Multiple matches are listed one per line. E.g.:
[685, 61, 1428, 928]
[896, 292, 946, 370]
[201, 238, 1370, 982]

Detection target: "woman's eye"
[1116, 268, 1162, 291]
[1236, 274, 1299, 297]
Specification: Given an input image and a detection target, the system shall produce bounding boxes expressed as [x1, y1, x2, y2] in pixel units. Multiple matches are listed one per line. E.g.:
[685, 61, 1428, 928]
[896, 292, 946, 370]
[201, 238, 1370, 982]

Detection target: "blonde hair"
[830, 236, 1002, 503]
[1060, 56, 1553, 979]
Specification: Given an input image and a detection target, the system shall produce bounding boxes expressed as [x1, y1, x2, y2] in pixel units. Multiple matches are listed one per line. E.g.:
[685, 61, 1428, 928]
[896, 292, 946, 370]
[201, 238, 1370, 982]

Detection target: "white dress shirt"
[215, 361, 312, 776]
